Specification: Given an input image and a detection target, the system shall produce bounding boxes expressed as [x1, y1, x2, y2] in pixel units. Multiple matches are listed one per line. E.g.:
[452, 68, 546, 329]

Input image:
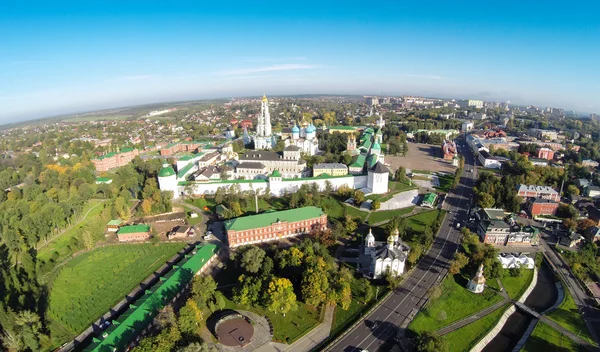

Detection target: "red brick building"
[92, 148, 140, 172]
[536, 147, 555, 160]
[117, 224, 151, 242]
[224, 207, 327, 248]
[527, 198, 559, 216]
[240, 119, 253, 129]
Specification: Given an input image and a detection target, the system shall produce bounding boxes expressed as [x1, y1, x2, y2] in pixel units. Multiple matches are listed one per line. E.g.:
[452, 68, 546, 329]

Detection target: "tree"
[308, 227, 336, 247]
[384, 269, 401, 289]
[372, 199, 381, 211]
[141, 198, 153, 214]
[408, 243, 422, 266]
[265, 277, 298, 316]
[509, 265, 523, 278]
[416, 332, 448, 352]
[448, 252, 469, 275]
[177, 300, 203, 337]
[302, 267, 329, 307]
[240, 246, 266, 273]
[192, 275, 217, 307]
[344, 215, 357, 235]
[156, 306, 177, 329]
[355, 278, 374, 304]
[233, 274, 263, 306]
[436, 310, 447, 322]
[567, 184, 580, 196]
[427, 285, 443, 300]
[178, 342, 218, 352]
[395, 166, 407, 182]
[81, 229, 95, 251]
[477, 192, 495, 208]
[353, 190, 365, 205]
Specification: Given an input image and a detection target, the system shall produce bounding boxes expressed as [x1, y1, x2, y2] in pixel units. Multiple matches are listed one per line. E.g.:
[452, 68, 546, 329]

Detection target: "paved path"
[436, 298, 509, 336]
[37, 199, 105, 250]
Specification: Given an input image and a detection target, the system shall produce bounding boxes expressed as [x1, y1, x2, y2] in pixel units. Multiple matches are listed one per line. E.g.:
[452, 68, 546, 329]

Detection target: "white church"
[282, 122, 320, 156]
[364, 228, 411, 279]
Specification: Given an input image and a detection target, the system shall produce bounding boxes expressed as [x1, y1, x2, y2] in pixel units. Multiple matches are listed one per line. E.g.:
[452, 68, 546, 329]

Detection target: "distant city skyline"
[1, 1, 599, 123]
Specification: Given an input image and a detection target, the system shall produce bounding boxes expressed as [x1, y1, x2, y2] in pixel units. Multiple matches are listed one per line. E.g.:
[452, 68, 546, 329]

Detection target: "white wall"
[182, 175, 368, 197]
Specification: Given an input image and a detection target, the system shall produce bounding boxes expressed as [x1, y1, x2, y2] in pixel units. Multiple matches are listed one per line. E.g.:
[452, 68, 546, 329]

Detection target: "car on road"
[456, 222, 461, 229]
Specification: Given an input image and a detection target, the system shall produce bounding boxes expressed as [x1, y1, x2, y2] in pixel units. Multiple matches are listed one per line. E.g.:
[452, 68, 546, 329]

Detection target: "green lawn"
[444, 304, 509, 352]
[547, 288, 596, 344]
[500, 268, 534, 299]
[185, 197, 218, 213]
[48, 243, 186, 337]
[319, 198, 368, 223]
[221, 290, 321, 344]
[407, 210, 443, 233]
[409, 274, 504, 333]
[521, 322, 586, 352]
[389, 180, 418, 192]
[434, 174, 454, 193]
[37, 199, 107, 263]
[367, 206, 415, 225]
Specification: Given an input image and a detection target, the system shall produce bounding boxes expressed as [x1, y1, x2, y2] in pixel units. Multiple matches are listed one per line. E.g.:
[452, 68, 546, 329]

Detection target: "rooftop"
[224, 206, 325, 232]
[177, 163, 195, 179]
[313, 163, 348, 170]
[117, 224, 151, 235]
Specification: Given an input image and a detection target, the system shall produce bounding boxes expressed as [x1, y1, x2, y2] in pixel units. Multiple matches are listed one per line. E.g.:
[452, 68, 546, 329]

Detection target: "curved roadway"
[327, 138, 477, 352]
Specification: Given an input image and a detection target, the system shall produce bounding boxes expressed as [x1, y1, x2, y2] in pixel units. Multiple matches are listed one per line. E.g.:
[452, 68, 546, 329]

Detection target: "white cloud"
[218, 64, 320, 75]
[404, 74, 443, 80]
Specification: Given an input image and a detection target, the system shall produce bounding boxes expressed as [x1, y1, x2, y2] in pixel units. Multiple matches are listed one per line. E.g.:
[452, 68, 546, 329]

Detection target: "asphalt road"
[327, 139, 478, 352]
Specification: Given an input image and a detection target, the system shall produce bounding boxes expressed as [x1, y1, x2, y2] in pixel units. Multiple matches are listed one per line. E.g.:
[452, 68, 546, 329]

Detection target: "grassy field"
[407, 209, 443, 233]
[547, 288, 596, 344]
[500, 268, 534, 299]
[521, 322, 585, 352]
[38, 199, 107, 263]
[409, 273, 504, 333]
[435, 173, 454, 193]
[221, 289, 321, 344]
[444, 304, 509, 352]
[319, 198, 368, 223]
[48, 243, 185, 337]
[367, 206, 415, 225]
[185, 196, 288, 216]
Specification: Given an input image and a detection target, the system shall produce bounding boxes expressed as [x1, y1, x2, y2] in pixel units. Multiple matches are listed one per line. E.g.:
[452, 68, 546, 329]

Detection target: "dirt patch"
[386, 142, 456, 173]
[150, 219, 186, 235]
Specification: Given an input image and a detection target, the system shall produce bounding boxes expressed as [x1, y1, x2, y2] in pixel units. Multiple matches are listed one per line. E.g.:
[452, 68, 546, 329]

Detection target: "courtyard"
[386, 142, 456, 174]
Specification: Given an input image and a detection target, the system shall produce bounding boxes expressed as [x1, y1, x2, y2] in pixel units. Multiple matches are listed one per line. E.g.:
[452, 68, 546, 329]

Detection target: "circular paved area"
[216, 316, 254, 347]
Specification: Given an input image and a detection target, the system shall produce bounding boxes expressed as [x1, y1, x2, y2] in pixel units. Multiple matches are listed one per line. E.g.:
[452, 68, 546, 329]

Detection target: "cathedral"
[254, 95, 275, 150]
[283, 122, 320, 156]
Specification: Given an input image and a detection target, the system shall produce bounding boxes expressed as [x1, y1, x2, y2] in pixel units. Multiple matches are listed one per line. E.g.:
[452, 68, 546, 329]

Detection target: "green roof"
[350, 153, 367, 168]
[372, 141, 381, 150]
[107, 219, 122, 226]
[88, 244, 218, 352]
[367, 153, 378, 168]
[422, 193, 437, 204]
[178, 155, 193, 161]
[224, 206, 325, 232]
[271, 169, 281, 177]
[158, 165, 176, 177]
[95, 177, 112, 183]
[117, 225, 150, 235]
[94, 152, 116, 160]
[121, 147, 135, 153]
[177, 163, 195, 179]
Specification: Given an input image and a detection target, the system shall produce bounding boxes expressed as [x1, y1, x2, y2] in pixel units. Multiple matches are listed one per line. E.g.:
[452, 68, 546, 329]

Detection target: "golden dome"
[262, 94, 268, 102]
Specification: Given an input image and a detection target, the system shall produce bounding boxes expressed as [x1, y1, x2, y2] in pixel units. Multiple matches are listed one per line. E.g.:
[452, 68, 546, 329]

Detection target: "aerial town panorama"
[2, 2, 600, 352]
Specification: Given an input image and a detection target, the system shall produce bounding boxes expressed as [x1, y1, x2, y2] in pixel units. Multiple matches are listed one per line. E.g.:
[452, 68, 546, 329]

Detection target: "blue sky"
[1, 1, 599, 123]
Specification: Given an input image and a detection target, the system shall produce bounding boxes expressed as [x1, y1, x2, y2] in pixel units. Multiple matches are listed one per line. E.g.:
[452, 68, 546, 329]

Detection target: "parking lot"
[386, 142, 456, 174]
